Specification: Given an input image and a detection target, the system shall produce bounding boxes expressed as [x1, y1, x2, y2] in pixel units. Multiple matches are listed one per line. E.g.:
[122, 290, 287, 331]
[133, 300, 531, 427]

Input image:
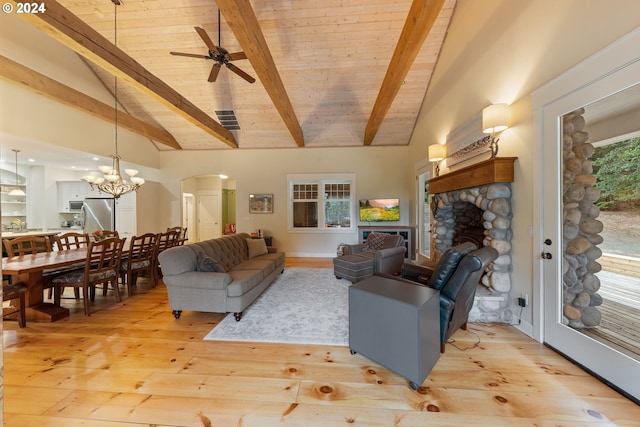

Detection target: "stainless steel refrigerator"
[82, 198, 115, 235]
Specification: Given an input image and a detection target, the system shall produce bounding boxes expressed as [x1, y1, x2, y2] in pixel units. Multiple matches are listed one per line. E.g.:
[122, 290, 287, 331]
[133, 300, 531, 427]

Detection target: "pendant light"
[82, 0, 145, 198]
[8, 149, 26, 196]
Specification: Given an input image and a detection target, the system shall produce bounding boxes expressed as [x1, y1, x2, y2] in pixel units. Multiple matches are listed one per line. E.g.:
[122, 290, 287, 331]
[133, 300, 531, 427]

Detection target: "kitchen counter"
[1, 230, 66, 238]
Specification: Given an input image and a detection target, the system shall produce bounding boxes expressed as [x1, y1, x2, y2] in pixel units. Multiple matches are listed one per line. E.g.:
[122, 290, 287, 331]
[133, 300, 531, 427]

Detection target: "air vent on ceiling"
[215, 110, 240, 131]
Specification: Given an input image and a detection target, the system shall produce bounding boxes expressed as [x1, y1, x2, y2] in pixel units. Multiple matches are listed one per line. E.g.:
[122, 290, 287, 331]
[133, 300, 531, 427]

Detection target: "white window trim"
[287, 173, 356, 233]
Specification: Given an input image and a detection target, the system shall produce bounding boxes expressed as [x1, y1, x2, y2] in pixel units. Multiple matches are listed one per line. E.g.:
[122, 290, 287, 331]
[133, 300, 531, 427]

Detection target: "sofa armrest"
[374, 246, 406, 275]
[401, 262, 435, 286]
[343, 243, 366, 255]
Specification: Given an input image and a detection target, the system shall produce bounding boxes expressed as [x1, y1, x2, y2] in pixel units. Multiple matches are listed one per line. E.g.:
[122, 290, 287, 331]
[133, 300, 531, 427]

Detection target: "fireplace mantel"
[429, 157, 517, 194]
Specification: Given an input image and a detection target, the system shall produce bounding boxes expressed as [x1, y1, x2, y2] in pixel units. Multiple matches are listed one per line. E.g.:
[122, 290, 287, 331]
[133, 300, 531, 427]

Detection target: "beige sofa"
[158, 233, 285, 321]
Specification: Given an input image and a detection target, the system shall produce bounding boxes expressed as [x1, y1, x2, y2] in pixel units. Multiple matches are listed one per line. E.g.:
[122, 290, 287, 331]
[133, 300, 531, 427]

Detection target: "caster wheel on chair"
[409, 382, 420, 391]
[350, 349, 357, 355]
[172, 310, 182, 319]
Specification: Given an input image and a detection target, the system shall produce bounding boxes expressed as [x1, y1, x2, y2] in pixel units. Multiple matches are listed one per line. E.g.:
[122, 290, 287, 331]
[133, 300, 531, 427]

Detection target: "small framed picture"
[249, 193, 273, 214]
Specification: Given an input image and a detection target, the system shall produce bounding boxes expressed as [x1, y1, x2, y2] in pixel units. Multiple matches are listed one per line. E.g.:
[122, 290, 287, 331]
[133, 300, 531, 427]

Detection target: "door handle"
[541, 252, 553, 260]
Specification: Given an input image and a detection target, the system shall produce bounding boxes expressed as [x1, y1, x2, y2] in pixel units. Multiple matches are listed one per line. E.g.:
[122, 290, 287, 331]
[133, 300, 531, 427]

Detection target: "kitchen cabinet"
[115, 191, 136, 237]
[57, 181, 90, 213]
[1, 184, 27, 222]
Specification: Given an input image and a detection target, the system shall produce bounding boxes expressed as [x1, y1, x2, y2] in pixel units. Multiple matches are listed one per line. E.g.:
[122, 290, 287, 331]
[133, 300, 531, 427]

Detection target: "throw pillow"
[246, 238, 268, 259]
[364, 232, 387, 252]
[197, 255, 226, 272]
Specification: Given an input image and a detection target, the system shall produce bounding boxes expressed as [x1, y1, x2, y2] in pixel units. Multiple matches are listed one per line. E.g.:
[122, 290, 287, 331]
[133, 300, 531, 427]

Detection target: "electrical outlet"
[517, 296, 527, 307]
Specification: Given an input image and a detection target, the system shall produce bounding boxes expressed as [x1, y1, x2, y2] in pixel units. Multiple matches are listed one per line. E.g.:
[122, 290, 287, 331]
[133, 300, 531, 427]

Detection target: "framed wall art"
[249, 193, 273, 214]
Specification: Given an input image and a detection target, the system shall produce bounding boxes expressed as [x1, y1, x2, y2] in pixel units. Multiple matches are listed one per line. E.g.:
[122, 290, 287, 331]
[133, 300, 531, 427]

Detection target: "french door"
[539, 39, 640, 400]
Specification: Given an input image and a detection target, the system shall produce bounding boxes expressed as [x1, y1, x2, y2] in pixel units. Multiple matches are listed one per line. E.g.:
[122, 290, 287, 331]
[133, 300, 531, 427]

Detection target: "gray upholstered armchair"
[343, 232, 406, 275]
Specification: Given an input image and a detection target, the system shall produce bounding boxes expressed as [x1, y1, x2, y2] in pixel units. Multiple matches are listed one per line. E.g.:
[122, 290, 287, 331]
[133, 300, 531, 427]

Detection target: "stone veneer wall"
[562, 108, 603, 327]
[431, 183, 513, 322]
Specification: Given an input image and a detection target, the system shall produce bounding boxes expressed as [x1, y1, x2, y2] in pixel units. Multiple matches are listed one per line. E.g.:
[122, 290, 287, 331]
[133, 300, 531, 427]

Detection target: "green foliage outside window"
[593, 137, 640, 210]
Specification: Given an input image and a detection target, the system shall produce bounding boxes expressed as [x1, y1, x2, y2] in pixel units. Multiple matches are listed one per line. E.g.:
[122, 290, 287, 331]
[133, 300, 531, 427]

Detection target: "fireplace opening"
[451, 202, 485, 248]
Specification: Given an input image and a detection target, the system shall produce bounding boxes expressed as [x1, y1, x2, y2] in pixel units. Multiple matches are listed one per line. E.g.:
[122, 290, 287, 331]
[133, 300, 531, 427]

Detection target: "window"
[288, 174, 356, 231]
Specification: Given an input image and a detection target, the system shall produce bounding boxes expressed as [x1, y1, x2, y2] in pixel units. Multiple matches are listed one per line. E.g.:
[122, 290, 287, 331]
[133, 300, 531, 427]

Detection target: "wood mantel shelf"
[429, 157, 517, 194]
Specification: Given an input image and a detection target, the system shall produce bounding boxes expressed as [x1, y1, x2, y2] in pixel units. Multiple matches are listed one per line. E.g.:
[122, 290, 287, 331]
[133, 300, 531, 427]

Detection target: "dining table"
[2, 248, 87, 322]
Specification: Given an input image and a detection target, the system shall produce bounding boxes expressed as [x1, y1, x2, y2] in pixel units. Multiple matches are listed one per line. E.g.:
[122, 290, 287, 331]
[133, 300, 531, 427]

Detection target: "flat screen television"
[359, 198, 400, 222]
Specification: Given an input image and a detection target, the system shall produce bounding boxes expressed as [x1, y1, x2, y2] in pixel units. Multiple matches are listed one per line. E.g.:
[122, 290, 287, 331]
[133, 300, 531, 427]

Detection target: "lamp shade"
[428, 144, 444, 162]
[482, 103, 509, 133]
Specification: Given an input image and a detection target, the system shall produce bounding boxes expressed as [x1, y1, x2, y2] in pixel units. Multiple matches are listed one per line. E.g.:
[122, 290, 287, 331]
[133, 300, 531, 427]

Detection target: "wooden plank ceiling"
[19, 0, 457, 150]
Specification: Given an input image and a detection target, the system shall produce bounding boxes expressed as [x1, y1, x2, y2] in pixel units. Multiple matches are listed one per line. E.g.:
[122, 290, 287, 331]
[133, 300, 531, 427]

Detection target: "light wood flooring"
[2, 258, 640, 426]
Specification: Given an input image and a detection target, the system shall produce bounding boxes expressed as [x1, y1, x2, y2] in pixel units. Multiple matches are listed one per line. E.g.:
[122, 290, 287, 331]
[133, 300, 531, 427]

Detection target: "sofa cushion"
[364, 232, 386, 251]
[197, 255, 226, 272]
[226, 269, 266, 297]
[246, 238, 268, 258]
[430, 242, 478, 290]
[233, 258, 276, 274]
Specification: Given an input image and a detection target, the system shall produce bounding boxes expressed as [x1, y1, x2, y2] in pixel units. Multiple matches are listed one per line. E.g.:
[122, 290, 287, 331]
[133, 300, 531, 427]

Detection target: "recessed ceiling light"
[28, 158, 35, 162]
[219, 174, 228, 179]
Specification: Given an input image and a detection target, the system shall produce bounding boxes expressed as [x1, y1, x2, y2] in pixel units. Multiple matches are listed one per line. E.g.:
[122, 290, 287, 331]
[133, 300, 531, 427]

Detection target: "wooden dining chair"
[3, 236, 53, 289]
[55, 232, 90, 250]
[52, 237, 125, 316]
[119, 233, 160, 295]
[155, 229, 180, 276]
[3, 235, 52, 257]
[51, 232, 90, 299]
[2, 282, 27, 328]
[93, 230, 120, 241]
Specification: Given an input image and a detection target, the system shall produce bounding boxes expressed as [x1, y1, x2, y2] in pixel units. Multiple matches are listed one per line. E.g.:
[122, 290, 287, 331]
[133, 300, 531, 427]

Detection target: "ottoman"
[333, 254, 374, 283]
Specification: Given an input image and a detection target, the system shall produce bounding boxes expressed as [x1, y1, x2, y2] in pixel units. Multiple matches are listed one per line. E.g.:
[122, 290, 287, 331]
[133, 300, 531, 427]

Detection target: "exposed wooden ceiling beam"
[216, 0, 305, 147]
[364, 0, 446, 145]
[0, 55, 181, 150]
[8, 0, 237, 148]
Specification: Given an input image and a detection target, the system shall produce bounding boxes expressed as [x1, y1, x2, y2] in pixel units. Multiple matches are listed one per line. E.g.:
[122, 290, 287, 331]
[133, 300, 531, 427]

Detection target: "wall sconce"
[428, 144, 445, 176]
[482, 103, 510, 157]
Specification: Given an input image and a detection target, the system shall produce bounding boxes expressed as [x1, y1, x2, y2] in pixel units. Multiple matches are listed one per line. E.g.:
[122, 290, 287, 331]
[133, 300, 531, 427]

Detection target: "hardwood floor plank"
[3, 262, 640, 426]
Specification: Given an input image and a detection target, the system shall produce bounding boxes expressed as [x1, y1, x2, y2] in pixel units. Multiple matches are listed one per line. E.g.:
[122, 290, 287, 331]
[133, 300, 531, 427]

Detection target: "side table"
[349, 274, 440, 389]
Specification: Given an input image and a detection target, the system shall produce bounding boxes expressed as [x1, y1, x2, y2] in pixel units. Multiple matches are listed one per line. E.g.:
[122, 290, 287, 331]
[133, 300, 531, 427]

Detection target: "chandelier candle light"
[83, 0, 144, 198]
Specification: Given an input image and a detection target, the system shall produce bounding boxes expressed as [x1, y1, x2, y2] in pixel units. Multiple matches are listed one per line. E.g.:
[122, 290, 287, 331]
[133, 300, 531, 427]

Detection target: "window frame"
[287, 173, 356, 233]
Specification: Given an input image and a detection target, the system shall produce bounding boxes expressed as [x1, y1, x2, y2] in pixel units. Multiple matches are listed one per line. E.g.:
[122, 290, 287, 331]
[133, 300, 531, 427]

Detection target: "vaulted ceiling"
[5, 0, 456, 151]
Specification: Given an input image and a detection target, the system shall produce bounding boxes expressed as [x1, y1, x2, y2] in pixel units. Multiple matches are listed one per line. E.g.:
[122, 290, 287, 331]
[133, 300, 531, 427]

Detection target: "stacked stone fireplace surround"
[430, 109, 605, 327]
[431, 181, 515, 323]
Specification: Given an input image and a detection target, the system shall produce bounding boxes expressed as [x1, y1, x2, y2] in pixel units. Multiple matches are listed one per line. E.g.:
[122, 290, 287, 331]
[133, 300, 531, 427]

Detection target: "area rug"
[203, 268, 349, 346]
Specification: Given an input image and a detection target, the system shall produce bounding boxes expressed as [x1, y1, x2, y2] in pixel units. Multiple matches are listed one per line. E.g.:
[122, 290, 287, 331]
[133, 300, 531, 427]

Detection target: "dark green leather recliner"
[400, 242, 499, 352]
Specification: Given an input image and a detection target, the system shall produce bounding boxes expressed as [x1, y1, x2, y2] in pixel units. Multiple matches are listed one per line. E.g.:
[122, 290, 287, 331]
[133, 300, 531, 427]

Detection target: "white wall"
[407, 0, 640, 331]
[158, 146, 411, 256]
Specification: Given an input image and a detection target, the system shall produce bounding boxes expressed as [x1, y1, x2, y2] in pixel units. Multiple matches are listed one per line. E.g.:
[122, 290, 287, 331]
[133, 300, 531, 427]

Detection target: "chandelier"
[83, 0, 144, 199]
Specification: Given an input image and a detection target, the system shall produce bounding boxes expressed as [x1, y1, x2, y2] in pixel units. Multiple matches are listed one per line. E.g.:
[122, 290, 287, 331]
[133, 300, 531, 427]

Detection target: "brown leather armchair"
[343, 232, 406, 275]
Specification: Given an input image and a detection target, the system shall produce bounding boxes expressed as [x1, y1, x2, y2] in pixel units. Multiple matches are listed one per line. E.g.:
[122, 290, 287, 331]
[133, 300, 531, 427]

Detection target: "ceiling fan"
[170, 13, 255, 84]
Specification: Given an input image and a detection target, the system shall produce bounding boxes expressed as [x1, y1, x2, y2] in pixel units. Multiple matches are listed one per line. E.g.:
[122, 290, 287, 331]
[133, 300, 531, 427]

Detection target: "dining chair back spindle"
[52, 237, 125, 316]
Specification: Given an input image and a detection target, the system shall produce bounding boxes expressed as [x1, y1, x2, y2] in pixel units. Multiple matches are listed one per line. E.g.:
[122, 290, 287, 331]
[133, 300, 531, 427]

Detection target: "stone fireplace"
[429, 157, 517, 323]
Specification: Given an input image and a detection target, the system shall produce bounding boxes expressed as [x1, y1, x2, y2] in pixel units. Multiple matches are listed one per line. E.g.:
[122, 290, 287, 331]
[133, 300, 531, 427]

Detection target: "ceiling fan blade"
[228, 51, 247, 61]
[170, 51, 210, 60]
[194, 26, 219, 52]
[208, 63, 222, 82]
[226, 63, 256, 83]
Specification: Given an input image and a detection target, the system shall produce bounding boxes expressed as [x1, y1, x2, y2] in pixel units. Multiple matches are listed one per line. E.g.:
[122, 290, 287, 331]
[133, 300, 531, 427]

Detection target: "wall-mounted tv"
[359, 198, 400, 222]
